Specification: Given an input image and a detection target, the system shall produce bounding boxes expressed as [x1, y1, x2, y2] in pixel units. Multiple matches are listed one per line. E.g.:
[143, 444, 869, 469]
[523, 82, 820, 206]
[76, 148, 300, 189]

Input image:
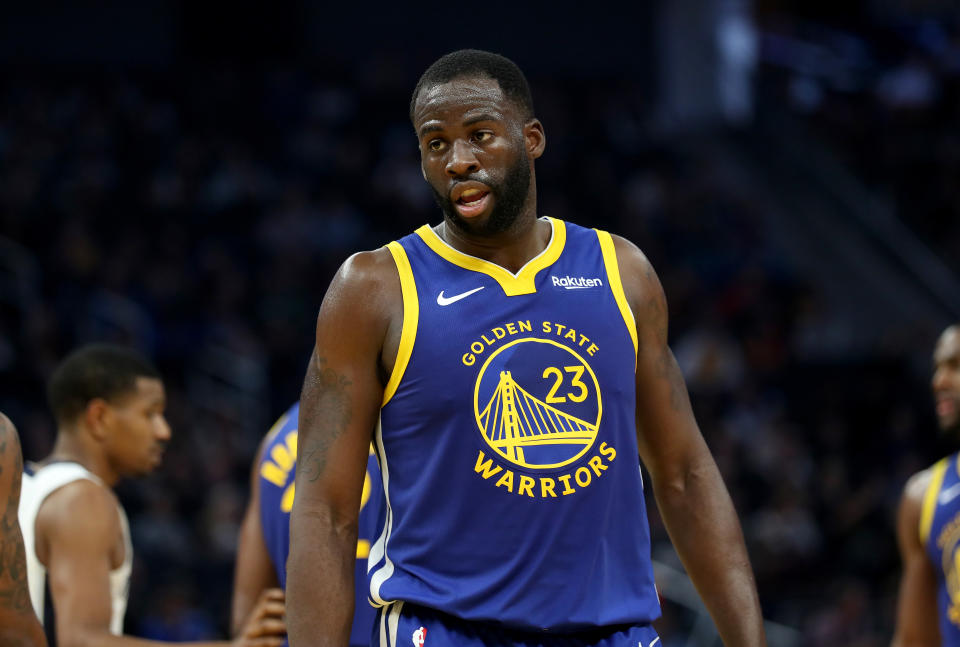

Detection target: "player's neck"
[48, 432, 119, 487]
[440, 210, 549, 274]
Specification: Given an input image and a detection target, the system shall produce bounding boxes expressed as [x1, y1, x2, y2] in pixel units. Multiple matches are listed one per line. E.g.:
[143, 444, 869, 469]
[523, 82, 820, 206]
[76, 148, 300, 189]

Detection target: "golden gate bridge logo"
[473, 338, 601, 470]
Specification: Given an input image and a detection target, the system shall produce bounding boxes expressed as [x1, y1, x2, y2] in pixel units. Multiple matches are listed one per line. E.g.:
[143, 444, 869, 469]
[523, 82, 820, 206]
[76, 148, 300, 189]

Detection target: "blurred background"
[1, 0, 958, 644]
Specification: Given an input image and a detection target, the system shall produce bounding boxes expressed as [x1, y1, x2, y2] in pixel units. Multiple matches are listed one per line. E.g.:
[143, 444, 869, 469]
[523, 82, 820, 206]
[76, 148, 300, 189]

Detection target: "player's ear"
[84, 398, 112, 442]
[524, 119, 545, 160]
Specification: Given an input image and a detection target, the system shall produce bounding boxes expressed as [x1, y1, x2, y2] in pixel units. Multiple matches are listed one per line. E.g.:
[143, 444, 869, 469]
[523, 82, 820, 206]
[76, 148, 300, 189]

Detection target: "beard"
[431, 152, 531, 236]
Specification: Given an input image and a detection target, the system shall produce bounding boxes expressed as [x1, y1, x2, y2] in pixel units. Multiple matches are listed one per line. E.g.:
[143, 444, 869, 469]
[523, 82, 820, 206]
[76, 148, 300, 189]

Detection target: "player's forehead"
[413, 75, 511, 131]
[112, 376, 166, 409]
[934, 326, 960, 364]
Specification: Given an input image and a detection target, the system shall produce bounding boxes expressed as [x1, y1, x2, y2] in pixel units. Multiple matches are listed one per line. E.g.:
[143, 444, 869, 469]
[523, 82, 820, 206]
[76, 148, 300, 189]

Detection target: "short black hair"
[47, 344, 161, 425]
[410, 49, 535, 123]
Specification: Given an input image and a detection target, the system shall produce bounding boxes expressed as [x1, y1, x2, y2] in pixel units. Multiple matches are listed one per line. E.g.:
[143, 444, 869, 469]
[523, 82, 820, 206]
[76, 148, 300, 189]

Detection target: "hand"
[233, 588, 286, 647]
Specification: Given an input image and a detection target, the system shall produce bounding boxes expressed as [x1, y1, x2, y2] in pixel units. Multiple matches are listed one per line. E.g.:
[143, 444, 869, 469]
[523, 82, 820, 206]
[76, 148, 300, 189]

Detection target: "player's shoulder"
[37, 474, 121, 541]
[338, 246, 399, 287]
[902, 455, 953, 505]
[603, 232, 654, 273]
[0, 412, 22, 471]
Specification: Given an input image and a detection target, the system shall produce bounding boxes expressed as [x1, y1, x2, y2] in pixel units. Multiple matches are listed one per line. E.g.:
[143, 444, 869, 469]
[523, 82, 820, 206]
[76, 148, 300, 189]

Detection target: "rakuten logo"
[551, 275, 603, 289]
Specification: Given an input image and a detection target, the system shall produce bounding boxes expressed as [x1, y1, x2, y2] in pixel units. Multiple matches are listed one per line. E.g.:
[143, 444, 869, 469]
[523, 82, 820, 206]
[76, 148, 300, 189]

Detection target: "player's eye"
[427, 139, 445, 152]
[472, 131, 492, 144]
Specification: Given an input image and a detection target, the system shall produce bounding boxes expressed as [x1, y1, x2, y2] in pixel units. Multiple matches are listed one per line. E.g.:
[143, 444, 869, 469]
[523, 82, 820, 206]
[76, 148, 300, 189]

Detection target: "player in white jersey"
[19, 344, 286, 647]
[0, 412, 47, 646]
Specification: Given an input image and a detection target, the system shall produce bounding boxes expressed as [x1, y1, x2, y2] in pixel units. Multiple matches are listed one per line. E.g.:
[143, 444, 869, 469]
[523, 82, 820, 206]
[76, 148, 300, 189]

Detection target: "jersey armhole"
[920, 457, 950, 545]
[382, 242, 419, 406]
[595, 230, 638, 359]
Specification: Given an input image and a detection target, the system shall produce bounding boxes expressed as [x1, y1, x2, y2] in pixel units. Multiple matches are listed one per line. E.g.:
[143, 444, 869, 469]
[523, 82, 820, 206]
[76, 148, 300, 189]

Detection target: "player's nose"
[155, 415, 172, 442]
[446, 139, 479, 178]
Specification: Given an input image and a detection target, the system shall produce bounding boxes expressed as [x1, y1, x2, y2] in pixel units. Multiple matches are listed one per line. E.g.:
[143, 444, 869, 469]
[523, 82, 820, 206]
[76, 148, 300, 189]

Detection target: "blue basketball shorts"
[372, 602, 661, 647]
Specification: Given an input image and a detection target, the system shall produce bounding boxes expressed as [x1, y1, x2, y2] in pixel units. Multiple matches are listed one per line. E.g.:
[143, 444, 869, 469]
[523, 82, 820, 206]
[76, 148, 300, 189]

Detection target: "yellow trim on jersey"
[382, 242, 419, 406]
[414, 218, 567, 296]
[920, 457, 950, 544]
[596, 230, 638, 357]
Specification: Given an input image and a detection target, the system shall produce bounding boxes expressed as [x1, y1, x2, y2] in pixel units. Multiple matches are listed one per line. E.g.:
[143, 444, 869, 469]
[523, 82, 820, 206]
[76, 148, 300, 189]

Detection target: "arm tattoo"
[299, 354, 354, 482]
[0, 418, 33, 613]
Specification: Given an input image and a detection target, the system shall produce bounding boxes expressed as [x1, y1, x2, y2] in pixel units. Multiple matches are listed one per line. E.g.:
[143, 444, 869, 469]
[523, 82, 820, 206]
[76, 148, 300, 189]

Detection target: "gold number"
[564, 366, 588, 402]
[542, 367, 566, 403]
[542, 365, 589, 403]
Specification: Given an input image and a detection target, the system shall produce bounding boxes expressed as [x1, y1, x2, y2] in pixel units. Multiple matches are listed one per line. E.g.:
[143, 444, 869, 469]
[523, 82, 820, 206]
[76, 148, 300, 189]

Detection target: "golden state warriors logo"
[464, 320, 617, 498]
[474, 338, 601, 469]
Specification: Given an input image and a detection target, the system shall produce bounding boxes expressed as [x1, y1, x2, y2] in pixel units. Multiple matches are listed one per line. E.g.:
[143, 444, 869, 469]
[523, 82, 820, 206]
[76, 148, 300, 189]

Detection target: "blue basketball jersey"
[368, 218, 661, 632]
[259, 402, 384, 646]
[922, 452, 960, 646]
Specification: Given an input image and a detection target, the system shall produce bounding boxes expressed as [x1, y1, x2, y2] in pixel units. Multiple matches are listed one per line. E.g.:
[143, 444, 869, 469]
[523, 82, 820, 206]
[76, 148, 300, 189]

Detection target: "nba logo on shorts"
[412, 626, 426, 646]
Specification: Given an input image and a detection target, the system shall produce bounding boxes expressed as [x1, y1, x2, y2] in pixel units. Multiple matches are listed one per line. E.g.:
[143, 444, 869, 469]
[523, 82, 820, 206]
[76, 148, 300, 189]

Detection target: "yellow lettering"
[506, 322, 518, 335]
[481, 334, 495, 345]
[495, 470, 515, 492]
[587, 343, 599, 356]
[558, 473, 576, 495]
[474, 451, 503, 479]
[542, 321, 551, 333]
[493, 327, 506, 340]
[599, 442, 617, 462]
[564, 328, 577, 341]
[356, 539, 370, 559]
[519, 320, 532, 332]
[578, 334, 589, 347]
[286, 431, 298, 459]
[260, 462, 287, 487]
[360, 471, 371, 510]
[554, 323, 566, 335]
[575, 466, 592, 487]
[540, 477, 557, 498]
[471, 342, 484, 354]
[518, 475, 535, 497]
[270, 444, 294, 472]
[462, 353, 475, 366]
[589, 455, 607, 477]
[281, 482, 295, 512]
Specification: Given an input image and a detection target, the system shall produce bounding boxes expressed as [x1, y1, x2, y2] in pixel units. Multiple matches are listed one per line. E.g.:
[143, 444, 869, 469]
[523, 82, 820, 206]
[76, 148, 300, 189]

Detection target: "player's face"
[932, 326, 960, 434]
[413, 76, 543, 236]
[105, 377, 170, 477]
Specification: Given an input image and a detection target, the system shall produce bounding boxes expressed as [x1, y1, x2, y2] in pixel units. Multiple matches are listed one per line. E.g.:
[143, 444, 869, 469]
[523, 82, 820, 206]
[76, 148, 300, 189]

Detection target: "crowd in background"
[0, 9, 957, 646]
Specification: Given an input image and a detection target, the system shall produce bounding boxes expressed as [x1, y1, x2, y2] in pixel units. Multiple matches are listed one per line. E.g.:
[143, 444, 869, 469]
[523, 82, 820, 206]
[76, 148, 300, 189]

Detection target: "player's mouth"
[451, 182, 492, 219]
[937, 396, 958, 420]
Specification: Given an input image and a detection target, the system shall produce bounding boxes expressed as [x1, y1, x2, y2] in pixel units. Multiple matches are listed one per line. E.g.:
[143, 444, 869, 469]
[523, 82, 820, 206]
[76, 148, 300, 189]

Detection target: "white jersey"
[18, 462, 132, 634]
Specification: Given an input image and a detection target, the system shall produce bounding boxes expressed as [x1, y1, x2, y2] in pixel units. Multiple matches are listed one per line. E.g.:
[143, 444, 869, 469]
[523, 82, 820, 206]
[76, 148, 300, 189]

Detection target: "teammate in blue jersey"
[893, 325, 960, 646]
[232, 402, 383, 647]
[287, 49, 766, 647]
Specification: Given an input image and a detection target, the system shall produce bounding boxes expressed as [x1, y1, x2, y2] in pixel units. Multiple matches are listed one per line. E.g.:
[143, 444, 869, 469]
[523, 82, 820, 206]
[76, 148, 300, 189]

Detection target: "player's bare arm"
[38, 479, 284, 647]
[891, 468, 940, 647]
[231, 436, 283, 636]
[0, 414, 47, 647]
[612, 235, 767, 647]
[287, 247, 401, 647]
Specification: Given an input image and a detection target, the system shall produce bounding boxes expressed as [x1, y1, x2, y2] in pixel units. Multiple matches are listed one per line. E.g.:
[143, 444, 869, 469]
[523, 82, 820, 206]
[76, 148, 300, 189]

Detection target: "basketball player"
[19, 344, 286, 647]
[0, 413, 47, 646]
[231, 401, 383, 647]
[893, 324, 960, 646]
[287, 50, 767, 647]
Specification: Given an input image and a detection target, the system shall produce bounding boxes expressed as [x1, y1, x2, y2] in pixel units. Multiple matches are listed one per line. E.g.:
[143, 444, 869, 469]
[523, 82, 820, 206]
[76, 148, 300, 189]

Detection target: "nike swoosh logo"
[437, 286, 485, 306]
[941, 482, 960, 505]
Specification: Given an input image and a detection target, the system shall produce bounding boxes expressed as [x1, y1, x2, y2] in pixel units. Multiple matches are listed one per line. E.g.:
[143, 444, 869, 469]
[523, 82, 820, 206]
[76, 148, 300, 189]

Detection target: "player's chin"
[139, 452, 164, 473]
[938, 415, 960, 436]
